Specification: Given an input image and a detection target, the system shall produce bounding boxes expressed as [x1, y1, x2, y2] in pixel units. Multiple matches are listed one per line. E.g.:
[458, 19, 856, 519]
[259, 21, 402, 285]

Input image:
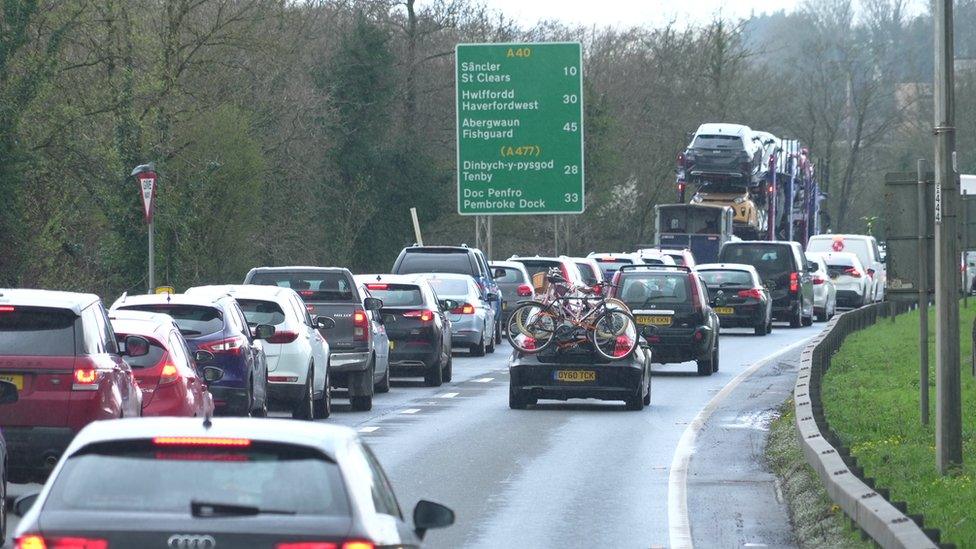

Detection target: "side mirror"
[122, 335, 150, 358]
[13, 493, 40, 517]
[253, 324, 276, 340]
[0, 380, 18, 405]
[807, 263, 818, 273]
[315, 316, 336, 330]
[413, 500, 455, 539]
[441, 299, 460, 312]
[202, 366, 224, 383]
[363, 297, 383, 311]
[867, 268, 876, 276]
[193, 350, 215, 363]
[485, 292, 499, 302]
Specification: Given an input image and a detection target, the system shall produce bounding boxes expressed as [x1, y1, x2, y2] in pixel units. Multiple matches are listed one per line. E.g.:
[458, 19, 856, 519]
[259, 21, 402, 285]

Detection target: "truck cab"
[655, 204, 735, 264]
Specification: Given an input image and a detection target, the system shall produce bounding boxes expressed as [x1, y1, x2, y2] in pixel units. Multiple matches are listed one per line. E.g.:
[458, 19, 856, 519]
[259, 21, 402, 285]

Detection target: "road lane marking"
[358, 426, 380, 433]
[667, 336, 813, 549]
[438, 392, 460, 398]
[400, 408, 421, 414]
[473, 377, 494, 383]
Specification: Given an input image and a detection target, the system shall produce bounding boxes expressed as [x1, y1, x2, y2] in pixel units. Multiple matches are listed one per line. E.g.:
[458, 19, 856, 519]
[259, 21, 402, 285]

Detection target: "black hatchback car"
[357, 274, 454, 387]
[696, 263, 773, 336]
[611, 265, 720, 376]
[717, 241, 815, 328]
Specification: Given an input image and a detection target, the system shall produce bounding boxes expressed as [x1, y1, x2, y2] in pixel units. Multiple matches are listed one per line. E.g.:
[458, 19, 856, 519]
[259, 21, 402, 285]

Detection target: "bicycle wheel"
[590, 309, 638, 360]
[506, 301, 558, 354]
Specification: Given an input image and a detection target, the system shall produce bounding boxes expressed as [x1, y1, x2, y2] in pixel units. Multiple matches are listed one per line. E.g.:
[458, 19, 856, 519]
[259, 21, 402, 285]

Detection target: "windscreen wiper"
[191, 500, 296, 518]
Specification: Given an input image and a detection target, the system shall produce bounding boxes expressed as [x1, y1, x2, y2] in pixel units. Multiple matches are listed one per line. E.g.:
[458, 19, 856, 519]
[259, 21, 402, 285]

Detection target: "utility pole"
[918, 159, 930, 426]
[933, 0, 962, 473]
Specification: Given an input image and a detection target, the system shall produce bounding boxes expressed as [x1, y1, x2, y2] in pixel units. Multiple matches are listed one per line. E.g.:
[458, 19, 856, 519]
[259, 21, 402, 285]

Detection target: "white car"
[807, 234, 886, 302]
[418, 273, 495, 356]
[815, 252, 871, 309]
[636, 248, 690, 268]
[587, 252, 672, 281]
[186, 284, 333, 419]
[805, 252, 838, 321]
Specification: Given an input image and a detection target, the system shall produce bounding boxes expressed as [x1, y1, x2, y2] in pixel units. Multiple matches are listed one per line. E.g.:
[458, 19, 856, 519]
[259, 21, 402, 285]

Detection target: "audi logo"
[167, 535, 216, 549]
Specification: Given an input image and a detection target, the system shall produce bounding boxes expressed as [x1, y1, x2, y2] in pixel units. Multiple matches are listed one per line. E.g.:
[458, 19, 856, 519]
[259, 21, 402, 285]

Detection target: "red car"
[109, 310, 214, 418]
[0, 289, 145, 483]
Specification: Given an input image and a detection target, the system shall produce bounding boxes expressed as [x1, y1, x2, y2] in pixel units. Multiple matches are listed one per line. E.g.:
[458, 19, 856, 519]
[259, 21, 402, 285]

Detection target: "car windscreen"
[807, 239, 871, 267]
[575, 263, 599, 286]
[719, 245, 793, 280]
[699, 270, 753, 287]
[237, 299, 286, 326]
[45, 440, 350, 516]
[425, 278, 471, 299]
[397, 252, 474, 275]
[365, 285, 424, 307]
[0, 307, 76, 356]
[249, 272, 355, 303]
[491, 267, 524, 283]
[692, 134, 743, 149]
[617, 274, 690, 306]
[660, 208, 724, 234]
[120, 305, 223, 337]
[113, 336, 165, 368]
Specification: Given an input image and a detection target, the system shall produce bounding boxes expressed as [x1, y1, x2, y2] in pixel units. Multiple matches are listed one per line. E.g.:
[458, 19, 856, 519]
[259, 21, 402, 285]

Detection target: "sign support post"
[918, 159, 930, 426]
[131, 163, 158, 293]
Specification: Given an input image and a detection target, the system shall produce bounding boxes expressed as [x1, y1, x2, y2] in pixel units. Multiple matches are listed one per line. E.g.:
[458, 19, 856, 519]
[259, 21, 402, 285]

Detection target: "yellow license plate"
[555, 370, 596, 382]
[635, 315, 673, 327]
[0, 374, 23, 390]
[502, 302, 509, 310]
[714, 307, 735, 315]
[389, 340, 396, 351]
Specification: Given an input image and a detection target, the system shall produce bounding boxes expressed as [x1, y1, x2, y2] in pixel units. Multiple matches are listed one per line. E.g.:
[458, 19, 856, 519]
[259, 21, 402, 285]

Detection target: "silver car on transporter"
[417, 273, 495, 357]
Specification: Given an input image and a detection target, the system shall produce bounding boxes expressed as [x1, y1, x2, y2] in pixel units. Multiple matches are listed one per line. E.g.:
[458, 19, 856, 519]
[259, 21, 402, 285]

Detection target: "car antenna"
[203, 407, 213, 429]
[119, 291, 128, 303]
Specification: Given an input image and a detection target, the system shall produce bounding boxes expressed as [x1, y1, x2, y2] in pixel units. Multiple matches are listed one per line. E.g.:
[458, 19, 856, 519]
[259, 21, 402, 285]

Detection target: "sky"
[471, 0, 928, 29]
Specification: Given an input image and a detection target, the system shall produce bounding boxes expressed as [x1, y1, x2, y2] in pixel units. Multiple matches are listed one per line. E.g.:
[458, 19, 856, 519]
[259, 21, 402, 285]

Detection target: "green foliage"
[823, 305, 976, 547]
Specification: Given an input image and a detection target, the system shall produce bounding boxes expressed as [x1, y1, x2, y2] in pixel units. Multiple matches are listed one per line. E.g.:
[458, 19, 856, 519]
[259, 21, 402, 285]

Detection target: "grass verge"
[765, 400, 871, 548]
[822, 303, 976, 547]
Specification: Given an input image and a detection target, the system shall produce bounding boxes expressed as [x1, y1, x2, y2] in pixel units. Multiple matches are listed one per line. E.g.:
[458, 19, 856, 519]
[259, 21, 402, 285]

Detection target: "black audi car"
[696, 263, 773, 336]
[356, 274, 454, 387]
[610, 265, 720, 376]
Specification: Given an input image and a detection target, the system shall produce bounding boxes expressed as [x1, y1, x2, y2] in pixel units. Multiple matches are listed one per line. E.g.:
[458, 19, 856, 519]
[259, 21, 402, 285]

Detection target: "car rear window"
[45, 440, 349, 516]
[0, 307, 76, 356]
[666, 254, 687, 266]
[807, 238, 871, 267]
[120, 305, 223, 337]
[719, 244, 793, 280]
[237, 299, 287, 326]
[397, 252, 474, 275]
[364, 284, 424, 307]
[114, 336, 166, 368]
[617, 274, 690, 306]
[593, 258, 632, 279]
[692, 134, 743, 149]
[699, 270, 753, 287]
[575, 262, 599, 286]
[425, 278, 470, 298]
[491, 267, 524, 283]
[249, 272, 355, 303]
[515, 260, 563, 280]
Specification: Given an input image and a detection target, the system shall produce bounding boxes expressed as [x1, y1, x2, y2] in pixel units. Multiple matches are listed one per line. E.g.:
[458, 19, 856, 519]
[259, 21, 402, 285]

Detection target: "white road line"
[400, 408, 421, 414]
[437, 392, 460, 398]
[358, 426, 380, 433]
[472, 377, 494, 383]
[667, 336, 813, 549]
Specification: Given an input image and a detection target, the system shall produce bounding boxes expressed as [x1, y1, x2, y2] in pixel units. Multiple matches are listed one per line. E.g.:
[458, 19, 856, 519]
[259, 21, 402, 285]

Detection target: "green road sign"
[456, 42, 584, 215]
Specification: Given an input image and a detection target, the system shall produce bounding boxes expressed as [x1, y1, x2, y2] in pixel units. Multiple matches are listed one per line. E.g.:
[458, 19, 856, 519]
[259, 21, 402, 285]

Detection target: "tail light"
[267, 330, 299, 344]
[517, 284, 533, 297]
[676, 152, 685, 168]
[365, 283, 388, 290]
[353, 309, 370, 342]
[522, 337, 537, 351]
[693, 329, 705, 342]
[812, 276, 825, 285]
[153, 436, 251, 447]
[159, 363, 179, 385]
[613, 336, 632, 358]
[201, 335, 246, 355]
[844, 267, 862, 278]
[403, 310, 434, 322]
[276, 542, 374, 549]
[16, 535, 108, 549]
[269, 375, 299, 382]
[592, 284, 603, 296]
[451, 303, 475, 314]
[0, 305, 14, 313]
[737, 289, 764, 300]
[789, 272, 799, 293]
[768, 184, 774, 194]
[72, 365, 102, 391]
[688, 273, 702, 313]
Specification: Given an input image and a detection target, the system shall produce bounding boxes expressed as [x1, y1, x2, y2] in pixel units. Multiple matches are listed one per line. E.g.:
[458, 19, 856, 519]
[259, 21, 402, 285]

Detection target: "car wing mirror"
[441, 299, 459, 312]
[413, 500, 455, 540]
[194, 350, 215, 363]
[486, 292, 499, 302]
[253, 324, 276, 340]
[202, 366, 224, 383]
[363, 297, 383, 311]
[13, 493, 40, 517]
[314, 316, 336, 330]
[0, 380, 18, 405]
[122, 335, 150, 358]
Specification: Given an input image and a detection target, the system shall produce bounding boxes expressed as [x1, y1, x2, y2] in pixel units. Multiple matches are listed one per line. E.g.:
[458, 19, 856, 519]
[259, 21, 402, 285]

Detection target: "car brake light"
[688, 273, 702, 312]
[342, 541, 375, 549]
[812, 276, 825, 285]
[844, 267, 862, 278]
[613, 336, 632, 358]
[201, 335, 246, 355]
[789, 272, 799, 293]
[16, 535, 108, 549]
[269, 376, 299, 382]
[267, 330, 299, 344]
[403, 310, 435, 322]
[693, 329, 704, 342]
[299, 290, 313, 297]
[737, 289, 763, 300]
[365, 283, 388, 290]
[451, 303, 475, 314]
[522, 337, 536, 351]
[159, 363, 179, 385]
[0, 305, 14, 313]
[353, 309, 370, 343]
[153, 436, 251, 447]
[276, 543, 338, 549]
[72, 366, 102, 391]
[517, 284, 533, 297]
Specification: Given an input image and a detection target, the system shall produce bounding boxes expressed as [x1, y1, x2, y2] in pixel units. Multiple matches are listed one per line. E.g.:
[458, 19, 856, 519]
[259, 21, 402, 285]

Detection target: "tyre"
[0, 467, 5, 543]
[248, 381, 268, 417]
[486, 323, 496, 354]
[470, 334, 487, 357]
[292, 369, 315, 420]
[350, 394, 372, 411]
[509, 385, 534, 409]
[789, 301, 802, 328]
[696, 345, 716, 376]
[802, 312, 813, 327]
[754, 320, 766, 336]
[815, 308, 827, 322]
[767, 317, 773, 334]
[375, 359, 391, 394]
[495, 318, 503, 344]
[625, 392, 645, 411]
[313, 374, 331, 420]
[506, 301, 557, 354]
[591, 309, 638, 360]
[642, 382, 651, 405]
[425, 355, 444, 387]
[711, 340, 720, 372]
[443, 352, 453, 383]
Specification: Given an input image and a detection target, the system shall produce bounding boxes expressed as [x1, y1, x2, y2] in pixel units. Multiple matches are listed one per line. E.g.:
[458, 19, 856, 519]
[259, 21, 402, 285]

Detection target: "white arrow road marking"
[473, 377, 493, 383]
[437, 392, 460, 398]
[667, 336, 813, 549]
[358, 426, 380, 433]
[400, 408, 421, 414]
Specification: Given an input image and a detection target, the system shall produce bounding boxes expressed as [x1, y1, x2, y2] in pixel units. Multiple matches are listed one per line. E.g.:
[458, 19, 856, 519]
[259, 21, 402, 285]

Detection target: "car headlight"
[733, 196, 745, 204]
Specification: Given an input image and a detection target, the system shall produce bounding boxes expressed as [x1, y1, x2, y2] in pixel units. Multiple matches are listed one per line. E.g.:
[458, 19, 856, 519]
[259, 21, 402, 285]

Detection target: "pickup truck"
[244, 266, 391, 411]
[508, 341, 651, 411]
